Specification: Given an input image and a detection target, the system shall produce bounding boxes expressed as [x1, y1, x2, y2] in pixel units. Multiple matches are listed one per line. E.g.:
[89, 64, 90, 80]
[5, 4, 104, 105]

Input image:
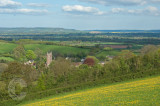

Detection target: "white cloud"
[0, 0, 22, 8]
[62, 5, 105, 15]
[0, 0, 49, 15]
[151, 0, 160, 3]
[111, 6, 160, 16]
[27, 3, 49, 8]
[0, 8, 48, 15]
[112, 8, 125, 13]
[78, 0, 146, 6]
[62, 5, 160, 16]
[144, 6, 159, 16]
[77, 0, 160, 6]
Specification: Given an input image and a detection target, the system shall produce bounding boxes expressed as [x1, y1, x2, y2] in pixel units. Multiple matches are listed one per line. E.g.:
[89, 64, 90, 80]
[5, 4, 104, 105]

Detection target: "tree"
[13, 45, 26, 61]
[1, 61, 38, 85]
[141, 45, 157, 55]
[0, 63, 8, 77]
[86, 56, 99, 64]
[98, 55, 106, 61]
[118, 50, 135, 60]
[37, 72, 46, 90]
[26, 50, 36, 60]
[34, 48, 44, 61]
[49, 57, 72, 77]
[83, 58, 95, 66]
[45, 71, 55, 89]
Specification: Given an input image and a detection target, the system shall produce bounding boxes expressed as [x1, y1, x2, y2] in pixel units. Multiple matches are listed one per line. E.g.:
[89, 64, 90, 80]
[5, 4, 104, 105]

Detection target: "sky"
[0, 0, 160, 30]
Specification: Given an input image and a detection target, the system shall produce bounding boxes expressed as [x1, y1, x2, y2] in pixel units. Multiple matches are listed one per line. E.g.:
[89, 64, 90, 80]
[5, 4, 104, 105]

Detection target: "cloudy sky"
[0, 0, 160, 30]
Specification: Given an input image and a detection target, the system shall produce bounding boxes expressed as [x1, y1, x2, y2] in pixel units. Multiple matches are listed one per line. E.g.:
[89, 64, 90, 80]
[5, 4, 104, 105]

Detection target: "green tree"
[45, 71, 55, 89]
[13, 45, 26, 61]
[26, 50, 36, 60]
[35, 48, 44, 61]
[15, 83, 23, 95]
[49, 57, 72, 78]
[1, 62, 37, 84]
[141, 45, 157, 55]
[37, 72, 46, 90]
[118, 50, 135, 60]
[0, 63, 8, 78]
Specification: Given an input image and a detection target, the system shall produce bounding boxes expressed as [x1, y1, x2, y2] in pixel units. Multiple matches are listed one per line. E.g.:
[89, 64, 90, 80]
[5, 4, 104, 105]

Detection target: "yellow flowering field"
[23, 76, 160, 106]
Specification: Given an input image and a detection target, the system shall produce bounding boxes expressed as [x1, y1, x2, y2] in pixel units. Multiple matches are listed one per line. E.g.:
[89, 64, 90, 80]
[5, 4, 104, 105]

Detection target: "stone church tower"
[46, 52, 52, 67]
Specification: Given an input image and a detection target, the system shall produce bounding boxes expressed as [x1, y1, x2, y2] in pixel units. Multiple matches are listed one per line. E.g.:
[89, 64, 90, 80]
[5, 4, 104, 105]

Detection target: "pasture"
[96, 50, 121, 57]
[0, 57, 14, 61]
[24, 44, 90, 54]
[0, 41, 90, 55]
[0, 42, 17, 54]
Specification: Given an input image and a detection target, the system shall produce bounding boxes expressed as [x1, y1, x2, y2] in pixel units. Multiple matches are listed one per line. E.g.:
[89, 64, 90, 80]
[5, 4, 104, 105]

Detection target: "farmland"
[1, 29, 160, 106]
[0, 57, 14, 61]
[21, 75, 160, 106]
[0, 42, 17, 54]
[24, 44, 90, 54]
[1, 30, 159, 62]
[0, 42, 90, 54]
[95, 50, 121, 57]
[0, 41, 90, 62]
[0, 40, 144, 62]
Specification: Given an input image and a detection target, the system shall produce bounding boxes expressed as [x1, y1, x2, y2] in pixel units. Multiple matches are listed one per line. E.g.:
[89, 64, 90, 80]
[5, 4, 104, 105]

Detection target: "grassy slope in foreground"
[22, 76, 160, 106]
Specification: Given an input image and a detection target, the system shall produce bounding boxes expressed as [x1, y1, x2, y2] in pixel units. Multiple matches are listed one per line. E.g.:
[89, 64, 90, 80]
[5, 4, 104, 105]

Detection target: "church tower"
[46, 52, 52, 67]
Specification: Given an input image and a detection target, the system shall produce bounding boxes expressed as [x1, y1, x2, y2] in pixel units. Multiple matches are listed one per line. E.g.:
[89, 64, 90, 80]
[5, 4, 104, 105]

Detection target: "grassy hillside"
[0, 28, 83, 35]
[21, 76, 160, 106]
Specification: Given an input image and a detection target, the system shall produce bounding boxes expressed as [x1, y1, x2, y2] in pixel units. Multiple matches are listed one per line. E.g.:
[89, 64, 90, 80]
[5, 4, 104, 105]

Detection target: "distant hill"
[1, 28, 160, 35]
[0, 28, 84, 35]
[88, 30, 160, 33]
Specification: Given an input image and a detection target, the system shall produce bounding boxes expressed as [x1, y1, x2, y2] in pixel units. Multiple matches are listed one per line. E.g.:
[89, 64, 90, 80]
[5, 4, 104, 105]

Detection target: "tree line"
[1, 32, 160, 45]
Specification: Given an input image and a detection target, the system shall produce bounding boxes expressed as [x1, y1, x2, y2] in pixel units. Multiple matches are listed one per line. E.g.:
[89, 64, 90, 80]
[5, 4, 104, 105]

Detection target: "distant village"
[24, 52, 114, 68]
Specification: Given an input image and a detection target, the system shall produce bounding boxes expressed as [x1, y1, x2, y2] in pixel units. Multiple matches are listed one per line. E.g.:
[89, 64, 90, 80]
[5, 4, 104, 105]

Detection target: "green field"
[58, 41, 125, 47]
[0, 41, 90, 55]
[0, 42, 17, 54]
[0, 41, 143, 61]
[0, 57, 14, 61]
[96, 50, 121, 57]
[24, 44, 90, 54]
[21, 76, 160, 106]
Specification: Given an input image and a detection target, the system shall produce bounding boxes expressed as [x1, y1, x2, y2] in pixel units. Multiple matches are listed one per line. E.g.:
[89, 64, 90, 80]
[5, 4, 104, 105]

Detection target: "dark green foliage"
[37, 73, 46, 90]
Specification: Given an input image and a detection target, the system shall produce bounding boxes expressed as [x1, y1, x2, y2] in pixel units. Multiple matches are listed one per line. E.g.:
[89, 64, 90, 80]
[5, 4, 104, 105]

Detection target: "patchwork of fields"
[0, 41, 144, 62]
[22, 76, 160, 106]
[0, 41, 90, 61]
